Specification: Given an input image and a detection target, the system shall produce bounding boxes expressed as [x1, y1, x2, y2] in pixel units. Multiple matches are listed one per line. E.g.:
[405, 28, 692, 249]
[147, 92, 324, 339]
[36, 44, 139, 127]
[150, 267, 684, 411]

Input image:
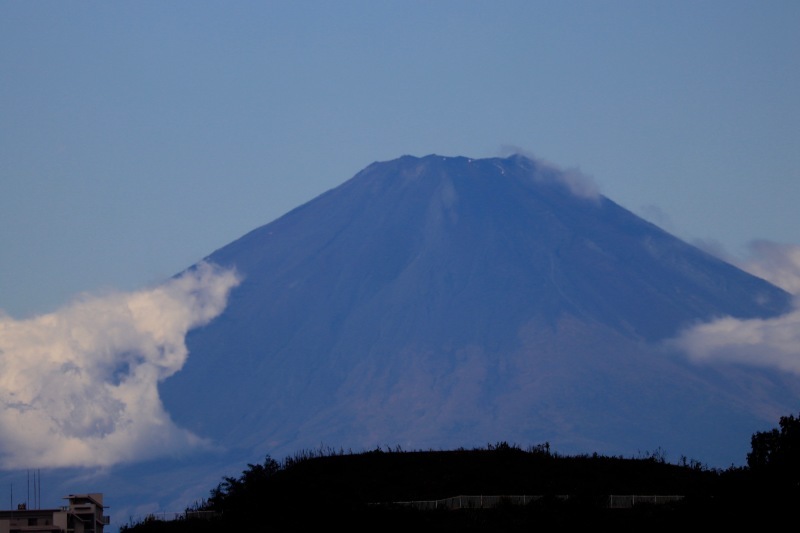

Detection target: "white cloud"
[498, 145, 601, 200]
[554, 166, 601, 200]
[673, 312, 800, 375]
[672, 241, 800, 375]
[736, 240, 800, 295]
[0, 261, 241, 468]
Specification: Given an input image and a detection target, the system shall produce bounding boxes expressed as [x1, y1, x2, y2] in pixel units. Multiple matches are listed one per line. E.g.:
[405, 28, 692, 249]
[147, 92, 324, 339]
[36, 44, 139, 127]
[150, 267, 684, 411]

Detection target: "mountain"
[158, 153, 798, 471]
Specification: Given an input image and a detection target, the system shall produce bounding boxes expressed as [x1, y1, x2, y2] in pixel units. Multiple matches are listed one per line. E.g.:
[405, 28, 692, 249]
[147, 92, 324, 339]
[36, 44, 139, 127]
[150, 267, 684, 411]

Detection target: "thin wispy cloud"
[638, 204, 677, 233]
[737, 240, 800, 295]
[672, 241, 800, 375]
[0, 261, 240, 468]
[499, 145, 601, 200]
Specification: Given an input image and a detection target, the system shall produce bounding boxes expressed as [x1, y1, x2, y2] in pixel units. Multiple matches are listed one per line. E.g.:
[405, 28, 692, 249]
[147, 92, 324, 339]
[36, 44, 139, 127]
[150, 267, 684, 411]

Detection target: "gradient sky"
[2, 0, 799, 319]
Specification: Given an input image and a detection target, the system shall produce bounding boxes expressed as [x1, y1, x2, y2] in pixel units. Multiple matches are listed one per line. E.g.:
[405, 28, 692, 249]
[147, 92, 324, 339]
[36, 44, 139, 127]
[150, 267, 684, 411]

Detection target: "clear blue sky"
[2, 0, 799, 318]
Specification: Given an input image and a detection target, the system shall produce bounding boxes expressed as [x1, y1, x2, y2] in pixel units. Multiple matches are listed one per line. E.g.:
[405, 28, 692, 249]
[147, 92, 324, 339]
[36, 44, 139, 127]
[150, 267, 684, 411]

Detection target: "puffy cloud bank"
[0, 261, 240, 468]
[673, 241, 800, 375]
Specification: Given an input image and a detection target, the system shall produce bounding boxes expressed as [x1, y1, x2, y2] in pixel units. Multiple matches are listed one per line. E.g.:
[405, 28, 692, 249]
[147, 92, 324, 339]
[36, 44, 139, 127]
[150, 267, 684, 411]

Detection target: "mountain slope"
[159, 154, 796, 467]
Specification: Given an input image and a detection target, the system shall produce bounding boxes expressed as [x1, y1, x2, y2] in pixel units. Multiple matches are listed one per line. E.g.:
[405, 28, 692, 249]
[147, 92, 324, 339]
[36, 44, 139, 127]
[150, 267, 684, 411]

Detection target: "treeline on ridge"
[121, 413, 800, 532]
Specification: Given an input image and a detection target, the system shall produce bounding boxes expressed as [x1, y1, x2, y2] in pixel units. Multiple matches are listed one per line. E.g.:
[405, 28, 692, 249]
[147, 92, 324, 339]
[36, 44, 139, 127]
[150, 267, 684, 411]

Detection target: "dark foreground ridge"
[122, 413, 800, 532]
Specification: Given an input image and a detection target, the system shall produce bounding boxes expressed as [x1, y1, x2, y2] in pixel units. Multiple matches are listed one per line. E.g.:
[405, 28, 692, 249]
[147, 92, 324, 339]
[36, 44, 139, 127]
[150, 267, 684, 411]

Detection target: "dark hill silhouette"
[119, 439, 796, 532]
[160, 153, 797, 469]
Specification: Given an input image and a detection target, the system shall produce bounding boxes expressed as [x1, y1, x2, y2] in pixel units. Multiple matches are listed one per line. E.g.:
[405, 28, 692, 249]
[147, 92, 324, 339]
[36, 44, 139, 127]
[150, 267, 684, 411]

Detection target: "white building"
[0, 493, 109, 533]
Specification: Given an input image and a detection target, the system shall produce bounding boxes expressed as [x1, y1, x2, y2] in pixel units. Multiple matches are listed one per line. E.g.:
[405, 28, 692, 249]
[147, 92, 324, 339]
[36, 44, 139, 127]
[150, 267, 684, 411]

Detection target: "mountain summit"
[160, 154, 795, 467]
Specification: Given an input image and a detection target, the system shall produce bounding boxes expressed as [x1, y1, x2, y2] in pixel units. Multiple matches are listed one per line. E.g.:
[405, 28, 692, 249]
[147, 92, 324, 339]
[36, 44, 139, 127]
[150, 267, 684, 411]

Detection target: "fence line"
[125, 510, 219, 525]
[387, 494, 684, 510]
[606, 495, 684, 508]
[127, 494, 686, 524]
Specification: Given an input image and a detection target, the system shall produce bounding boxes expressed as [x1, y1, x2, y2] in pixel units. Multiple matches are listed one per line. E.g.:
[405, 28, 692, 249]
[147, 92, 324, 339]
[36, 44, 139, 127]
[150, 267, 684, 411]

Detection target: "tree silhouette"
[747, 412, 800, 489]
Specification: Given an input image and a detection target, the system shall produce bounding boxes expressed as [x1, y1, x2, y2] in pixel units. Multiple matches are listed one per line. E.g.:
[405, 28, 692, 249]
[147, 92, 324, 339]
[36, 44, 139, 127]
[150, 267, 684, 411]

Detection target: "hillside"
[120, 439, 795, 532]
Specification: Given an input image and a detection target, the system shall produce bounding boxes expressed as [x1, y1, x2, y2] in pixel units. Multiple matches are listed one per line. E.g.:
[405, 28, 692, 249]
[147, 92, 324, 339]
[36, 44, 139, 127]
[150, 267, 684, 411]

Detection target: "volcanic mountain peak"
[351, 153, 594, 200]
[205, 153, 789, 343]
[159, 153, 795, 471]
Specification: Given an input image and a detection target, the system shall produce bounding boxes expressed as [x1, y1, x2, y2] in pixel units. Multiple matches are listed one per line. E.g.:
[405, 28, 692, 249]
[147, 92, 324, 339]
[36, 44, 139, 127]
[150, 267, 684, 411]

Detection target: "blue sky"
[2, 0, 799, 318]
